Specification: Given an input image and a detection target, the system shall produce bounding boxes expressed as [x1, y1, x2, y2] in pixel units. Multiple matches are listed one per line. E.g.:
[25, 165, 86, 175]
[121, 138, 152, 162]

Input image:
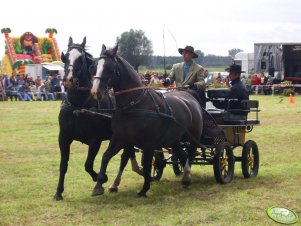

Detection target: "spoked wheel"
[151, 150, 165, 181]
[241, 140, 259, 178]
[171, 153, 183, 176]
[213, 142, 234, 184]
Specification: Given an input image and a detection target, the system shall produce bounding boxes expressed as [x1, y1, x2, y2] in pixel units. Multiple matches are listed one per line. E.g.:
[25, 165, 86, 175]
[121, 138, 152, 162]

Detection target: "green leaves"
[1, 27, 11, 33]
[116, 29, 153, 71]
[45, 28, 58, 34]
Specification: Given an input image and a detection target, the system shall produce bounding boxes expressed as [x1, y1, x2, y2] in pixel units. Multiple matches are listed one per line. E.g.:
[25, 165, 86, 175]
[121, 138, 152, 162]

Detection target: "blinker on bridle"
[65, 48, 90, 90]
[94, 55, 120, 89]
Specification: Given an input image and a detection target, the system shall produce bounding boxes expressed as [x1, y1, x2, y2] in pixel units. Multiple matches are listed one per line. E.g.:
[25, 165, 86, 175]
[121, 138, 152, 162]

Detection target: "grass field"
[0, 95, 301, 226]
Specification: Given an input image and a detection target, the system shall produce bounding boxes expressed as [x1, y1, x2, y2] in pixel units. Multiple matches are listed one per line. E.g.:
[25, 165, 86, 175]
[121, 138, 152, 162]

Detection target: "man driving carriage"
[227, 64, 249, 111]
[162, 45, 206, 107]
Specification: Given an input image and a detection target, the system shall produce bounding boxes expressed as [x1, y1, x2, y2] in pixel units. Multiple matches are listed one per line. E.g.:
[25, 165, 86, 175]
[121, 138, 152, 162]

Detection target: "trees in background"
[116, 29, 238, 70]
[228, 48, 243, 57]
[116, 29, 153, 71]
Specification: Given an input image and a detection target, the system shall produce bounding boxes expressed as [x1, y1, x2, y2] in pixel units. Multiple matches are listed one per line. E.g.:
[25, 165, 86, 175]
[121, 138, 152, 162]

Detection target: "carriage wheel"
[241, 140, 259, 178]
[151, 151, 165, 181]
[213, 142, 234, 184]
[171, 153, 183, 176]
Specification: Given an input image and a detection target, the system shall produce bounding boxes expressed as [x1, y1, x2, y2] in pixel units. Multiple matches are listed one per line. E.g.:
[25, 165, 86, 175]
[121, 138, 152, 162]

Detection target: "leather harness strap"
[112, 86, 153, 96]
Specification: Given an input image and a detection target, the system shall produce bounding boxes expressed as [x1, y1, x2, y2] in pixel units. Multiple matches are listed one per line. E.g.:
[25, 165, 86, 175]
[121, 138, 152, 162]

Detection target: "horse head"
[91, 44, 119, 100]
[91, 44, 142, 100]
[61, 37, 94, 90]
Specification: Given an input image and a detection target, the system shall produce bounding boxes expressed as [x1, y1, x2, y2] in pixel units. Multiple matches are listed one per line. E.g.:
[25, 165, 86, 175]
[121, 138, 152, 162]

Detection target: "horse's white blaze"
[66, 49, 81, 80]
[91, 59, 105, 95]
[95, 59, 105, 78]
[91, 79, 100, 95]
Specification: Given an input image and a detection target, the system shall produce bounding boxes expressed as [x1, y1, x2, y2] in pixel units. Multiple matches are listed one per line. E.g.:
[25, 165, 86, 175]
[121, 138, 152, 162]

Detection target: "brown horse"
[91, 45, 203, 197]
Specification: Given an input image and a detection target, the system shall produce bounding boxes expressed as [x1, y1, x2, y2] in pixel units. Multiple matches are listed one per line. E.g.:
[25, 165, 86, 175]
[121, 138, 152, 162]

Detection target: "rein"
[75, 86, 91, 91]
[111, 86, 189, 96]
[112, 86, 153, 96]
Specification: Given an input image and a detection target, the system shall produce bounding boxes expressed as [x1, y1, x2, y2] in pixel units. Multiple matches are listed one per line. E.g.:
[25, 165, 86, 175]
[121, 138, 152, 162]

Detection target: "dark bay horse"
[53, 38, 141, 201]
[91, 45, 203, 197]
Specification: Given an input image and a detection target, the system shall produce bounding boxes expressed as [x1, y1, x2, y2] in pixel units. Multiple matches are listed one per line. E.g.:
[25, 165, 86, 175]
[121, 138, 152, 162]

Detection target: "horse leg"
[181, 145, 197, 187]
[171, 143, 191, 187]
[128, 147, 143, 176]
[137, 149, 154, 198]
[92, 136, 122, 196]
[131, 156, 144, 176]
[109, 147, 143, 193]
[108, 149, 130, 193]
[182, 158, 192, 187]
[85, 141, 101, 181]
[53, 133, 71, 201]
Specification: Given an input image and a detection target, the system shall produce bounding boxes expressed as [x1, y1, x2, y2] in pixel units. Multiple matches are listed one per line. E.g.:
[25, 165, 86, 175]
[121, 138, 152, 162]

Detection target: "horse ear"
[112, 44, 118, 56]
[68, 37, 73, 47]
[81, 36, 86, 48]
[61, 52, 66, 63]
[100, 44, 106, 55]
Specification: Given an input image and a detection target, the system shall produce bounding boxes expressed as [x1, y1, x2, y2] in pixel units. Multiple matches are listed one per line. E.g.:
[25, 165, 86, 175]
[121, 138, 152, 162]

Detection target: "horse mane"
[115, 55, 143, 85]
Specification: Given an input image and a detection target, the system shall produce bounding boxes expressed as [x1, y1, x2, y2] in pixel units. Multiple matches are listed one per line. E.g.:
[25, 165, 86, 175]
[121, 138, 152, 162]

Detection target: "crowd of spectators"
[0, 72, 66, 101]
[208, 71, 279, 95]
[0, 70, 285, 102]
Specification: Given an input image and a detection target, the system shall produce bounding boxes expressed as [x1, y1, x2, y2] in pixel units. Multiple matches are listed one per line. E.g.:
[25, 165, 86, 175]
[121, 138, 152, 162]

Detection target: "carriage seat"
[207, 88, 260, 125]
[223, 100, 260, 125]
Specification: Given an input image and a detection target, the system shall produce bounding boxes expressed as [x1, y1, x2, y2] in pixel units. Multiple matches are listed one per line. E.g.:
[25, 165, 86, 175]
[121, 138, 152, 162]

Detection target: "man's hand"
[162, 78, 170, 87]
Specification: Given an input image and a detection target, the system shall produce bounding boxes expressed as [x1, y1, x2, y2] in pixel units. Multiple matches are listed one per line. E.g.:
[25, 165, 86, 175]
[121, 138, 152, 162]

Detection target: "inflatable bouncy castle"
[1, 28, 62, 76]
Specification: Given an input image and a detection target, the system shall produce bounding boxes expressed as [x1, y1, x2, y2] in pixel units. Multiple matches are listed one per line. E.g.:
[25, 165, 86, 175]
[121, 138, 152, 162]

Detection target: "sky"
[1, 0, 301, 58]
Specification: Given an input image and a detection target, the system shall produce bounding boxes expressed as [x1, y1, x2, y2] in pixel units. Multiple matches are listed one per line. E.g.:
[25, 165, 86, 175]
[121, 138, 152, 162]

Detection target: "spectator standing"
[245, 75, 252, 94]
[252, 74, 261, 95]
[44, 76, 55, 100]
[0, 75, 6, 100]
[35, 75, 42, 87]
[241, 75, 247, 87]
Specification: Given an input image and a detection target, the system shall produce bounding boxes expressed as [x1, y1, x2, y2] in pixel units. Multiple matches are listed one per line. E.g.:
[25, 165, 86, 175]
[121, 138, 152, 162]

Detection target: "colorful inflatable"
[1, 28, 62, 75]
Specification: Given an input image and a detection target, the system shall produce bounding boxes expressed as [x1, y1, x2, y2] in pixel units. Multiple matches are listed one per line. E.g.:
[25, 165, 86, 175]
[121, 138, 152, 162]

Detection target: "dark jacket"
[228, 78, 249, 111]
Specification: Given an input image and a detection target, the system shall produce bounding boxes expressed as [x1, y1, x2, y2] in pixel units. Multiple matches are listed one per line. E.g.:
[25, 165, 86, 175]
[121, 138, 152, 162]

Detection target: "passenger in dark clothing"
[227, 64, 249, 113]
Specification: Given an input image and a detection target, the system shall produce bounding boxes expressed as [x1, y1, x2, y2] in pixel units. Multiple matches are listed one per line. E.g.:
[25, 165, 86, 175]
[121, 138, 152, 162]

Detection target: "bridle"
[65, 46, 91, 91]
[94, 54, 121, 91]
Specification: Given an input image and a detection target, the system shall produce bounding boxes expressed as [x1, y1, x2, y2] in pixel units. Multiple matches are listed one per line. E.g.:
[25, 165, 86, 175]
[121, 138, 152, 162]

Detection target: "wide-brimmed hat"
[178, 46, 198, 58]
[225, 64, 242, 73]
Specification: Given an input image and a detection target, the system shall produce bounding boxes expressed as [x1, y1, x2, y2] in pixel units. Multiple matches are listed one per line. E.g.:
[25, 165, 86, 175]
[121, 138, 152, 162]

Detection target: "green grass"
[0, 96, 301, 225]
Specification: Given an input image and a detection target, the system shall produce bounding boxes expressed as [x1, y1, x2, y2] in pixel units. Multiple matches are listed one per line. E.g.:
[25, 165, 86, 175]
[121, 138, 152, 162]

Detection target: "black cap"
[226, 64, 241, 73]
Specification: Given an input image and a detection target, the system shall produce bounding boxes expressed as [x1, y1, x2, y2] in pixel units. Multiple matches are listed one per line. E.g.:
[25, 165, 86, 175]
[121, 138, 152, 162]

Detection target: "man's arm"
[193, 66, 206, 92]
[162, 64, 176, 87]
[167, 64, 176, 84]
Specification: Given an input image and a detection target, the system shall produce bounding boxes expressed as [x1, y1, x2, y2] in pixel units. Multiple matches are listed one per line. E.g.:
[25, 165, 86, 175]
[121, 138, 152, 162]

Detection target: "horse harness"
[66, 45, 92, 91]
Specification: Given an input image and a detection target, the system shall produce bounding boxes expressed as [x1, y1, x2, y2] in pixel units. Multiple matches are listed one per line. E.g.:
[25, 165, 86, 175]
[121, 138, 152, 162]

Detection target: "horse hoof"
[181, 180, 191, 187]
[137, 192, 147, 198]
[53, 194, 63, 201]
[92, 187, 105, 196]
[108, 186, 118, 193]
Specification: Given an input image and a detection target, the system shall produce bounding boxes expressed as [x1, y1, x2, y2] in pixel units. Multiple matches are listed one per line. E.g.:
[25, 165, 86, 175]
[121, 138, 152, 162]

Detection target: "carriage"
[150, 88, 260, 184]
[56, 41, 261, 199]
